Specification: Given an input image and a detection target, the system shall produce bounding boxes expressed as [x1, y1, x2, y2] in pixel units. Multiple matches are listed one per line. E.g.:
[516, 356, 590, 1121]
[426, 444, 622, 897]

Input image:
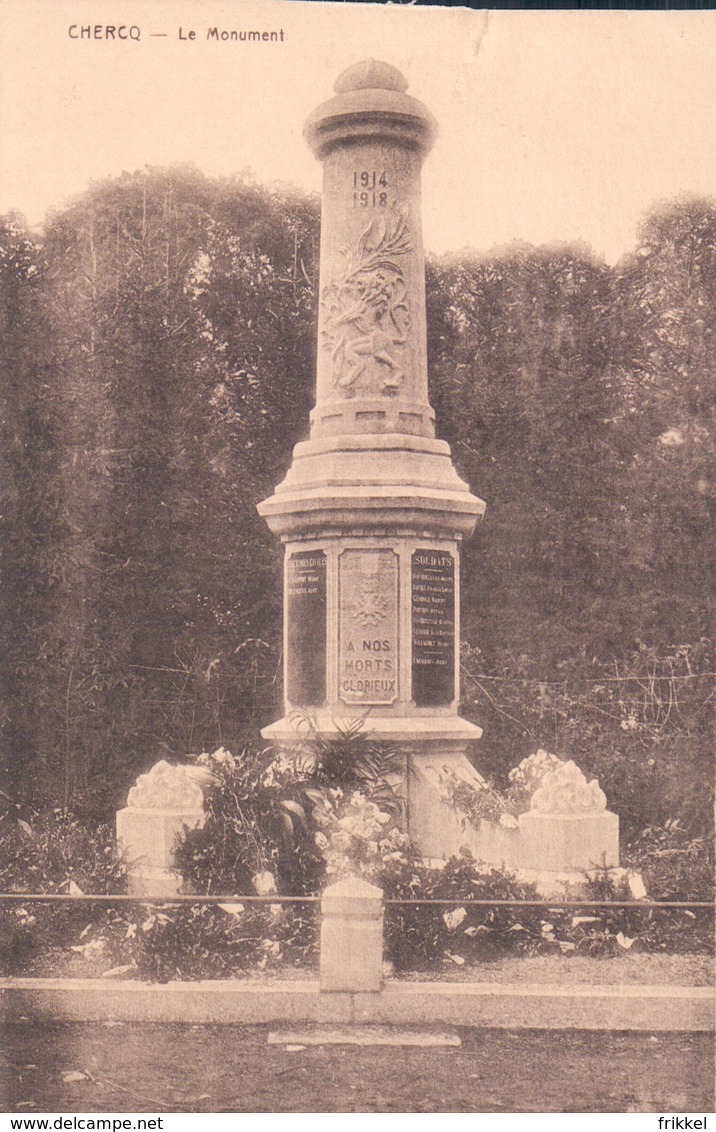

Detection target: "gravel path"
[394, 954, 714, 986]
[14, 950, 713, 986]
[1, 1022, 712, 1113]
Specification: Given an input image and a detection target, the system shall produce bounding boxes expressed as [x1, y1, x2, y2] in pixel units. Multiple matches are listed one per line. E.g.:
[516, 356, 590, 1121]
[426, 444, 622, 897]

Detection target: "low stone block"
[518, 808, 619, 873]
[116, 806, 203, 873]
[267, 1026, 462, 1046]
[320, 916, 383, 993]
[116, 760, 206, 898]
[321, 875, 383, 920]
[320, 876, 384, 994]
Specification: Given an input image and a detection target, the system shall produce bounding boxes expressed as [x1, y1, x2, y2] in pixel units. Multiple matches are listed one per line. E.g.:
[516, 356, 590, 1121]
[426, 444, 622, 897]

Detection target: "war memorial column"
[258, 60, 486, 845]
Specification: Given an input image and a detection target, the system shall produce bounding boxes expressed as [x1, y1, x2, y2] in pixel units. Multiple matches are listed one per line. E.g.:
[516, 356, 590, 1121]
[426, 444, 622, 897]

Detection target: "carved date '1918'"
[353, 170, 388, 209]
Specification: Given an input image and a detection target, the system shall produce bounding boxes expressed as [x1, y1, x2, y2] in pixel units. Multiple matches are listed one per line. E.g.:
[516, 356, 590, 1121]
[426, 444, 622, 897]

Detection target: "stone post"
[257, 59, 486, 853]
[116, 760, 206, 897]
[320, 875, 384, 993]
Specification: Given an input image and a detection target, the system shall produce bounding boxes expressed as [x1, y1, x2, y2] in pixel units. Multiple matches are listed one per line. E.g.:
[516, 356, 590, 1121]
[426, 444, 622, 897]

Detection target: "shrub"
[286, 713, 402, 814]
[129, 902, 319, 983]
[0, 808, 125, 894]
[382, 850, 549, 970]
[174, 745, 325, 897]
[383, 844, 714, 970]
[441, 771, 508, 825]
[175, 728, 403, 898]
[624, 822, 714, 902]
[0, 807, 126, 973]
[579, 838, 715, 956]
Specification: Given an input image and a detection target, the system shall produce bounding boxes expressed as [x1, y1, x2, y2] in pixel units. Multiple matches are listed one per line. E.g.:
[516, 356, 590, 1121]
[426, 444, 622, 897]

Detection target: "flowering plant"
[175, 743, 325, 896]
[506, 749, 563, 814]
[196, 746, 236, 771]
[260, 746, 317, 789]
[314, 790, 410, 882]
[442, 769, 508, 826]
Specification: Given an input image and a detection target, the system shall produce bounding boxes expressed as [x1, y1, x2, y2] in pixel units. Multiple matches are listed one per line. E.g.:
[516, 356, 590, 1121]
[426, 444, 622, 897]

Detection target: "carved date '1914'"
[321, 212, 412, 395]
[353, 170, 388, 208]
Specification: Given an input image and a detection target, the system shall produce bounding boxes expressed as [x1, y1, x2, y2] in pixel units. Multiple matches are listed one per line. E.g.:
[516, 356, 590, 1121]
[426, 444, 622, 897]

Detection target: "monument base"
[262, 713, 483, 850]
[408, 752, 500, 859]
[261, 712, 482, 749]
[263, 716, 620, 886]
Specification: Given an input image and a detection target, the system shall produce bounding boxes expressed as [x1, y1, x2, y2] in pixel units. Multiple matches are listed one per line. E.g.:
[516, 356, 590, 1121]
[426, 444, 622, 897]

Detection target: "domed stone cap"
[305, 60, 437, 158]
[334, 59, 409, 94]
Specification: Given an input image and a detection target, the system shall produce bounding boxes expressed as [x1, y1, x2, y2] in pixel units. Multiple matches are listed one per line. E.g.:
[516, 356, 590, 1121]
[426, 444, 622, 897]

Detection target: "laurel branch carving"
[321, 213, 412, 395]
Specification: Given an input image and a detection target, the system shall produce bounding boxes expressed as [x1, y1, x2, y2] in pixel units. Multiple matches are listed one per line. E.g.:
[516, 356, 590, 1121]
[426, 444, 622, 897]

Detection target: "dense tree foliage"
[427, 242, 617, 666]
[2, 169, 318, 812]
[1, 175, 713, 833]
[609, 198, 716, 647]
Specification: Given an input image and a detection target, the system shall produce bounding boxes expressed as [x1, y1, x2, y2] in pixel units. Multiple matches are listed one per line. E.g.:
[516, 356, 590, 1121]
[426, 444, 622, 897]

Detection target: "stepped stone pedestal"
[257, 60, 486, 851]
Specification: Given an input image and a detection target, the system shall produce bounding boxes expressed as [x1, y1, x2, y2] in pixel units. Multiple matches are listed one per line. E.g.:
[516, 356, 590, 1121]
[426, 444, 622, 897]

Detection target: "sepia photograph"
[1, 0, 714, 1117]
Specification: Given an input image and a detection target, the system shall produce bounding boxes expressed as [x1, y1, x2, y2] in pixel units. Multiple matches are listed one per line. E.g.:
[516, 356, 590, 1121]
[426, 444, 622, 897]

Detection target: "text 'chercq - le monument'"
[257, 59, 488, 856]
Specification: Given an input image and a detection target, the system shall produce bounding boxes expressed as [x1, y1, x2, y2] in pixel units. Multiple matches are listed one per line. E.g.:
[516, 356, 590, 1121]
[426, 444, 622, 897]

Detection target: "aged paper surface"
[3, 3, 716, 260]
[1, 0, 714, 1116]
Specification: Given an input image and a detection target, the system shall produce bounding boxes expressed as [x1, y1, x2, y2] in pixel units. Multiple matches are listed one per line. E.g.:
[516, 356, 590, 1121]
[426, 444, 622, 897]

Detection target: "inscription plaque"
[339, 549, 399, 705]
[286, 551, 326, 706]
[411, 550, 455, 706]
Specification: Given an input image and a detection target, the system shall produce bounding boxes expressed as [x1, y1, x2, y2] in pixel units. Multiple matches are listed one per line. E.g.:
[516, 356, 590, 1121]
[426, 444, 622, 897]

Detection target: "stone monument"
[116, 760, 206, 896]
[258, 59, 487, 848]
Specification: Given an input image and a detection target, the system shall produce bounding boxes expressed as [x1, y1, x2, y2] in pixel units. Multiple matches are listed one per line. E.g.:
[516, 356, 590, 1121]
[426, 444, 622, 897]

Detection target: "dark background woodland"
[1, 169, 714, 837]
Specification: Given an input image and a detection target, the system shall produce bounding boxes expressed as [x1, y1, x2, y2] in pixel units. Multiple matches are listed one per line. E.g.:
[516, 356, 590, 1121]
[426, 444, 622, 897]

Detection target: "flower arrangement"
[175, 743, 325, 897]
[196, 745, 236, 771]
[313, 790, 410, 882]
[260, 746, 317, 789]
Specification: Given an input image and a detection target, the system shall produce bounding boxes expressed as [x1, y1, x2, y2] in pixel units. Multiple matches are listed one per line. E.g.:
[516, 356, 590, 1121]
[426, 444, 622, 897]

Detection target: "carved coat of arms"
[349, 552, 390, 628]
